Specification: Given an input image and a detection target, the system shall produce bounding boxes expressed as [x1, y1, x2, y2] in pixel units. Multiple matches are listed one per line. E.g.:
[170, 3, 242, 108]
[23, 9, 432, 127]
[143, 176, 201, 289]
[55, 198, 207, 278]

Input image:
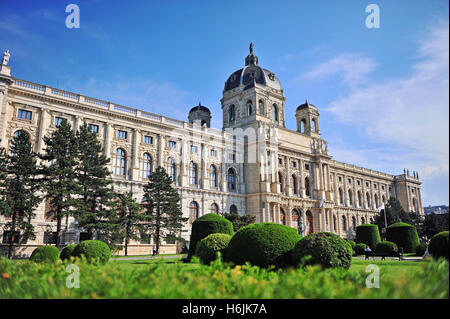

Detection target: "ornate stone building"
[0, 47, 423, 257]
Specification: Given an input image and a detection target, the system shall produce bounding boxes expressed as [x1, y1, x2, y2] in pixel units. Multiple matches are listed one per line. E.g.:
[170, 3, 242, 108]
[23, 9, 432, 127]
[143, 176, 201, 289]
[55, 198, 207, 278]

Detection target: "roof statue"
[2, 49, 10, 66]
[249, 42, 254, 55]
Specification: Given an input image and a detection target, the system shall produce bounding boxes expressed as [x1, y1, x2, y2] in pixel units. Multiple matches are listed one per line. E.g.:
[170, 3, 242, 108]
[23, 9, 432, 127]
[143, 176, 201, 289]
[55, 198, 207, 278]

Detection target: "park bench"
[364, 251, 403, 261]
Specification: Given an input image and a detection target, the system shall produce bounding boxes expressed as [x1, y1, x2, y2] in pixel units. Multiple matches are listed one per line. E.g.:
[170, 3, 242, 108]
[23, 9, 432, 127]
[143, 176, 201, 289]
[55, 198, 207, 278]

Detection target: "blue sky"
[1, 0, 448, 206]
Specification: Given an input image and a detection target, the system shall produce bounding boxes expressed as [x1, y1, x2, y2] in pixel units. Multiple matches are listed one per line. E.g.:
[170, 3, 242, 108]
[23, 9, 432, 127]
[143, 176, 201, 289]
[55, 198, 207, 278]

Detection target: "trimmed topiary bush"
[355, 224, 381, 250]
[225, 223, 301, 268]
[195, 233, 232, 264]
[72, 240, 111, 263]
[345, 239, 356, 254]
[292, 232, 352, 269]
[386, 222, 420, 253]
[188, 213, 234, 259]
[375, 241, 398, 254]
[60, 244, 78, 260]
[428, 231, 449, 260]
[355, 243, 368, 255]
[29, 245, 60, 263]
[415, 243, 428, 256]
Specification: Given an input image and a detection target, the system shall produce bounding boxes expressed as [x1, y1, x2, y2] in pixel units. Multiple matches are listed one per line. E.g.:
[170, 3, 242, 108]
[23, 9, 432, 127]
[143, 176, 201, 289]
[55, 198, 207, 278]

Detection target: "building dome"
[189, 102, 211, 114]
[224, 43, 282, 92]
[296, 100, 317, 112]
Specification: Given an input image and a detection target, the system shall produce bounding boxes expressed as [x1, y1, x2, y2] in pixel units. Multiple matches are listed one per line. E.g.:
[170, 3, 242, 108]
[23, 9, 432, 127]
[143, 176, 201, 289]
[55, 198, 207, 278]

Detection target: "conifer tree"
[142, 166, 187, 255]
[74, 123, 116, 242]
[39, 119, 79, 247]
[114, 191, 146, 256]
[0, 132, 42, 259]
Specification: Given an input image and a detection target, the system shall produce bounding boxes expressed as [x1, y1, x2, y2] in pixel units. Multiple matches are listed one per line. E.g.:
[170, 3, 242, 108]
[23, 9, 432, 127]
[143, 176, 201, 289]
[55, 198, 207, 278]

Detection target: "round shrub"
[195, 233, 232, 264]
[72, 240, 111, 263]
[375, 241, 398, 254]
[225, 223, 301, 268]
[292, 232, 352, 269]
[345, 239, 356, 253]
[29, 245, 60, 263]
[187, 213, 234, 259]
[355, 243, 368, 255]
[428, 231, 449, 260]
[355, 224, 381, 250]
[386, 222, 420, 253]
[60, 244, 78, 260]
[415, 242, 428, 256]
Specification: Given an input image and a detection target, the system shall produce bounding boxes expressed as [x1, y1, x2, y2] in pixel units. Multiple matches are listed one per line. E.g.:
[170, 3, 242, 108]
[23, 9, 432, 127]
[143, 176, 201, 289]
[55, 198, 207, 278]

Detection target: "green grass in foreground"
[112, 253, 184, 259]
[0, 256, 447, 299]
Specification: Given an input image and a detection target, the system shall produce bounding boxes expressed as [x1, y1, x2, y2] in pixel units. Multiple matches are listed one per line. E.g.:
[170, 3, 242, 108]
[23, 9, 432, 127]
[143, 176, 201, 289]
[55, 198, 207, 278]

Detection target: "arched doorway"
[305, 210, 313, 235]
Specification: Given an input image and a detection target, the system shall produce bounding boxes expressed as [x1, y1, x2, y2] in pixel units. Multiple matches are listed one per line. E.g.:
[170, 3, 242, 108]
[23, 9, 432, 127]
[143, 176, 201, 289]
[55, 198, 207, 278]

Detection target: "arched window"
[280, 208, 286, 225]
[278, 172, 284, 194]
[305, 211, 313, 235]
[412, 198, 418, 212]
[300, 119, 306, 133]
[210, 203, 219, 214]
[370, 217, 374, 224]
[291, 175, 297, 195]
[366, 192, 371, 208]
[230, 204, 237, 214]
[382, 195, 386, 204]
[338, 188, 344, 205]
[291, 209, 299, 228]
[333, 215, 337, 232]
[113, 148, 126, 176]
[141, 153, 152, 179]
[312, 119, 317, 132]
[352, 216, 356, 229]
[272, 104, 279, 122]
[258, 100, 265, 115]
[305, 177, 311, 197]
[188, 161, 197, 185]
[166, 157, 176, 182]
[189, 201, 199, 224]
[13, 129, 30, 140]
[247, 101, 252, 116]
[374, 194, 379, 208]
[358, 191, 362, 208]
[227, 168, 236, 191]
[348, 189, 353, 206]
[342, 216, 347, 232]
[229, 104, 236, 122]
[361, 217, 366, 224]
[209, 165, 217, 188]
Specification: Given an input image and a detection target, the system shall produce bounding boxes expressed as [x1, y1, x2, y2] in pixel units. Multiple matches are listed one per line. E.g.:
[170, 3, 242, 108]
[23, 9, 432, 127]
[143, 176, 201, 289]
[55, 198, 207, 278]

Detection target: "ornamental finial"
[249, 42, 254, 55]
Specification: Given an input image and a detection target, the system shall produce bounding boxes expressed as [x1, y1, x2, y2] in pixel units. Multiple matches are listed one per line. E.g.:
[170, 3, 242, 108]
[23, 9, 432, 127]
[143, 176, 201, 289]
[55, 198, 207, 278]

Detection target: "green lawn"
[1, 256, 447, 298]
[112, 253, 185, 259]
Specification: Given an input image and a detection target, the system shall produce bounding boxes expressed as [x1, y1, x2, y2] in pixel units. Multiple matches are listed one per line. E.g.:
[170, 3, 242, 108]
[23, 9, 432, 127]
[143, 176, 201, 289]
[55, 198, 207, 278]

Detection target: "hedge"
[415, 243, 428, 257]
[292, 232, 352, 269]
[428, 231, 449, 260]
[225, 223, 301, 268]
[386, 222, 420, 253]
[355, 224, 381, 250]
[72, 240, 111, 263]
[60, 244, 78, 260]
[187, 213, 234, 259]
[375, 241, 398, 254]
[195, 233, 232, 264]
[29, 245, 60, 263]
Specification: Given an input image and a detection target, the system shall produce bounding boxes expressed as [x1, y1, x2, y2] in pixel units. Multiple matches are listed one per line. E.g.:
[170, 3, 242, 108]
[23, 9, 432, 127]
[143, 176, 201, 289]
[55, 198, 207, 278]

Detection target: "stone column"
[104, 123, 112, 158]
[158, 134, 164, 167]
[299, 159, 305, 197]
[37, 108, 48, 153]
[131, 128, 140, 180]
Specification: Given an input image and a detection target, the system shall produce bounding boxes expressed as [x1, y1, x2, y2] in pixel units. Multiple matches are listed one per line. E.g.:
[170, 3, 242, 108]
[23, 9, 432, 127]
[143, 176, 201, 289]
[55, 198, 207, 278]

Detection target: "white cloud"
[310, 24, 449, 205]
[300, 53, 377, 87]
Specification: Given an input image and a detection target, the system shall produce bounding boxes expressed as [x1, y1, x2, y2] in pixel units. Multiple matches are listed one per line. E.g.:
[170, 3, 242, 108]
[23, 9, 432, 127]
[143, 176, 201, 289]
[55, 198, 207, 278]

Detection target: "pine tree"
[39, 119, 79, 247]
[74, 123, 116, 243]
[142, 166, 187, 255]
[114, 191, 146, 256]
[1, 132, 42, 259]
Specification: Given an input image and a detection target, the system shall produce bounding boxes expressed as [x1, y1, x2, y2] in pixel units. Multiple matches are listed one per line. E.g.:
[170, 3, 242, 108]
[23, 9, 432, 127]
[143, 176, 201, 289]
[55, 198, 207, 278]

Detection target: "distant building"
[424, 205, 449, 215]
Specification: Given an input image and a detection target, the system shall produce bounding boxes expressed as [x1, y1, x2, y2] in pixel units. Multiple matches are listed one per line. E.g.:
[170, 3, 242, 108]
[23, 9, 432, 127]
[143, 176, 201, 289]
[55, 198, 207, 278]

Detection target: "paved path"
[353, 256, 423, 261]
[110, 254, 186, 261]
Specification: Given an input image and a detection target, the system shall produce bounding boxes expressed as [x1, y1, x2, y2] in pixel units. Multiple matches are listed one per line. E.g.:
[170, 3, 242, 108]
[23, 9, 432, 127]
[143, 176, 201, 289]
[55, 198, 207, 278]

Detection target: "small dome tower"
[188, 102, 211, 127]
[295, 100, 320, 137]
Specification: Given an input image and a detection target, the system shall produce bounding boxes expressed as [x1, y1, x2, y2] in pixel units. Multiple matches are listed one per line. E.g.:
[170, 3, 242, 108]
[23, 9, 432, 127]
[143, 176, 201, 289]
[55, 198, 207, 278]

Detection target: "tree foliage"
[222, 211, 255, 232]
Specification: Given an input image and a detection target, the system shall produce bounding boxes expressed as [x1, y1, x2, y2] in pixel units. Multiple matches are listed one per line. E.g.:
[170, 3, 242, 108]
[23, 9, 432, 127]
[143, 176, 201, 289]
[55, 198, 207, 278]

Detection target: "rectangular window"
[54, 117, 64, 127]
[168, 141, 176, 148]
[366, 182, 369, 187]
[190, 145, 197, 153]
[2, 231, 20, 244]
[348, 178, 352, 184]
[338, 176, 342, 182]
[305, 163, 310, 171]
[144, 135, 153, 144]
[292, 161, 297, 168]
[18, 109, 32, 120]
[44, 232, 58, 245]
[210, 149, 217, 157]
[88, 124, 99, 134]
[117, 130, 127, 139]
[357, 180, 361, 186]
[278, 158, 283, 165]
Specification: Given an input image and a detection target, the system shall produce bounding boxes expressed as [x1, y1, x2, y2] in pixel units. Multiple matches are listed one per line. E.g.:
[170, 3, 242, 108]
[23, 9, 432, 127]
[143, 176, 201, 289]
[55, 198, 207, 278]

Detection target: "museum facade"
[0, 47, 424, 257]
